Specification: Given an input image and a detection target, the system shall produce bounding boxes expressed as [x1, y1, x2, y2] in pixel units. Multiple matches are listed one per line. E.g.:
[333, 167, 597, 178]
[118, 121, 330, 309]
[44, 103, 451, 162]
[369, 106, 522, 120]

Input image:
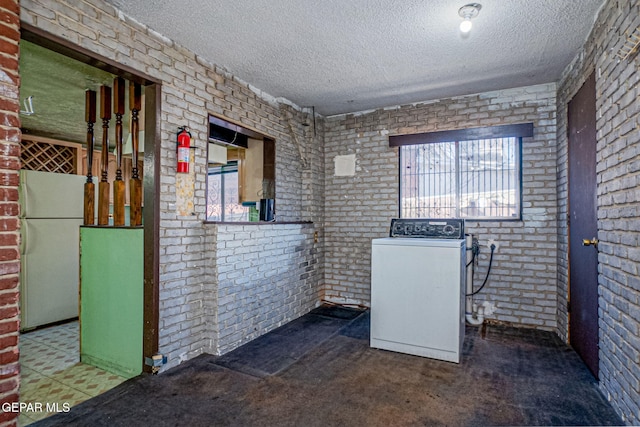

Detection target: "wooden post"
[113, 77, 126, 226]
[84, 90, 96, 226]
[98, 85, 111, 226]
[129, 82, 143, 226]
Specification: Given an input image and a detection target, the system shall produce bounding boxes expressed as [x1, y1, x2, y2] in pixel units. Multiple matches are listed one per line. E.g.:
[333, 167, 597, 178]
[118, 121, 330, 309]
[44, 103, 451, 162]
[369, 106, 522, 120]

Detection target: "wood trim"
[208, 114, 274, 141]
[263, 138, 276, 183]
[20, 23, 160, 85]
[21, 134, 82, 149]
[263, 137, 275, 200]
[236, 149, 247, 203]
[143, 83, 161, 373]
[389, 123, 534, 147]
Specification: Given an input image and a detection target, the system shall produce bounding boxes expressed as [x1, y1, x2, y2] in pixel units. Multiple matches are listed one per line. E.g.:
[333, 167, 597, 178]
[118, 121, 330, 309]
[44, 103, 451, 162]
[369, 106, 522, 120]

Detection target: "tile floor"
[18, 321, 127, 426]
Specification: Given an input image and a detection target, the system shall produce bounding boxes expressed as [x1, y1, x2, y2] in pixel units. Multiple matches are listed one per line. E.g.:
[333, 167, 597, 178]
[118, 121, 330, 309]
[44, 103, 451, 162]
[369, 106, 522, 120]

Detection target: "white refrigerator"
[19, 170, 87, 330]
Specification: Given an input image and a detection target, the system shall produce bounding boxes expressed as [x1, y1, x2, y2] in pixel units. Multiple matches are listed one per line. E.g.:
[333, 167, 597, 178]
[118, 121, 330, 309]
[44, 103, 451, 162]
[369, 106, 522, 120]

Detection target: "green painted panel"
[80, 227, 143, 378]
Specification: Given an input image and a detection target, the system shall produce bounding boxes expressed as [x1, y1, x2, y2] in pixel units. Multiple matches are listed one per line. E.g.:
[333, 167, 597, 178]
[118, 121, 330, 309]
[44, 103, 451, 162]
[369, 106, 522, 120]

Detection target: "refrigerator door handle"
[20, 219, 27, 256]
[19, 171, 27, 219]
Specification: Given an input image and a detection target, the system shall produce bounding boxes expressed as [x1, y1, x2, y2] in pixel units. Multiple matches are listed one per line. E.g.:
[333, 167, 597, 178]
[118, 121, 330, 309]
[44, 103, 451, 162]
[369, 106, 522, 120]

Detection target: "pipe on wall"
[465, 234, 484, 326]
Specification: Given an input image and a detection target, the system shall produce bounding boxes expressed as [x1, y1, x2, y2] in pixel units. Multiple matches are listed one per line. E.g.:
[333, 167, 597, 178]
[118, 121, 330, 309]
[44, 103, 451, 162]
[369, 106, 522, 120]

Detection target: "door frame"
[20, 24, 161, 373]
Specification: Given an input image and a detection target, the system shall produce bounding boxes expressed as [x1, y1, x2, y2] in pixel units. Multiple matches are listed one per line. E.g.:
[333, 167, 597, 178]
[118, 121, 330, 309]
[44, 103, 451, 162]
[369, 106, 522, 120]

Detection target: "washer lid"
[372, 237, 465, 248]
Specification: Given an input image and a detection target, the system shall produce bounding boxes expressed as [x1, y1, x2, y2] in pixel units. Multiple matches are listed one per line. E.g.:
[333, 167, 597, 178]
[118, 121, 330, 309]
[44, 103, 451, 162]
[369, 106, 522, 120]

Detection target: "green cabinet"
[80, 227, 143, 378]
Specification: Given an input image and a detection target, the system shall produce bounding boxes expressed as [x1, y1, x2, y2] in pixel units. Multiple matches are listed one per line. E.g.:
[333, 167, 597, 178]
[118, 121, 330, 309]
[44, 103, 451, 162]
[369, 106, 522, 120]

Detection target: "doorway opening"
[17, 24, 160, 423]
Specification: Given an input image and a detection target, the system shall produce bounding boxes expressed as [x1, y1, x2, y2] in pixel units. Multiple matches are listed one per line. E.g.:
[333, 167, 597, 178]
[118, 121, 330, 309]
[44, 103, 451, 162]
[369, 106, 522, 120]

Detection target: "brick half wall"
[157, 222, 322, 369]
[207, 223, 320, 356]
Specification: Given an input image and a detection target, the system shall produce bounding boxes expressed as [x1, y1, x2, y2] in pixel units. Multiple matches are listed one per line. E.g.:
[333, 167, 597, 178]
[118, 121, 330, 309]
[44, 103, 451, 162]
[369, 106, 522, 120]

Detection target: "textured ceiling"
[104, 0, 605, 116]
[20, 0, 606, 143]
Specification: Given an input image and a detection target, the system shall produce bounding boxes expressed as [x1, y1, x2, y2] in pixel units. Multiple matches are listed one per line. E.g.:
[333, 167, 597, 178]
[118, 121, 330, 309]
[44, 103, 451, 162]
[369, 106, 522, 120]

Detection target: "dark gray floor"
[35, 306, 623, 426]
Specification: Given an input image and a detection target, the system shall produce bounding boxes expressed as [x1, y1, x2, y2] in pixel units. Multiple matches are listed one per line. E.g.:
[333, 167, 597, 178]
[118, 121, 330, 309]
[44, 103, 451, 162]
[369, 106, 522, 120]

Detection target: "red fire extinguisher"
[177, 127, 191, 173]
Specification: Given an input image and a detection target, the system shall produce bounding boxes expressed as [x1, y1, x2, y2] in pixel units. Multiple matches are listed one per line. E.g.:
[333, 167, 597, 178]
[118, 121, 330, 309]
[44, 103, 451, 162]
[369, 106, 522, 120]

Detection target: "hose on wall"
[465, 235, 496, 326]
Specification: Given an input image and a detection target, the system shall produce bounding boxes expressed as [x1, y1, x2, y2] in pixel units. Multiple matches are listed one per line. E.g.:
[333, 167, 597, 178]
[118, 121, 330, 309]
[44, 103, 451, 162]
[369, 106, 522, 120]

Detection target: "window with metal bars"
[399, 137, 522, 220]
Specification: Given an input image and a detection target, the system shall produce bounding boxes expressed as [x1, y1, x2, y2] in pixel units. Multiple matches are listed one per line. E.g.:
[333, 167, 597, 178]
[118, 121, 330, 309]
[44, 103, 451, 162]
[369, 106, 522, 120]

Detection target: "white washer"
[370, 237, 466, 363]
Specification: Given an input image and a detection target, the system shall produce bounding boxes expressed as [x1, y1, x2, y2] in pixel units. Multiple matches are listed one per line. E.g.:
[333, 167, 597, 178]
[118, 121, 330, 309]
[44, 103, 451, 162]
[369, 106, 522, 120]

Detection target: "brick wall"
[16, 0, 639, 423]
[0, 0, 21, 425]
[323, 84, 559, 329]
[205, 223, 320, 355]
[557, 0, 640, 423]
[20, 0, 324, 372]
[11, 0, 640, 423]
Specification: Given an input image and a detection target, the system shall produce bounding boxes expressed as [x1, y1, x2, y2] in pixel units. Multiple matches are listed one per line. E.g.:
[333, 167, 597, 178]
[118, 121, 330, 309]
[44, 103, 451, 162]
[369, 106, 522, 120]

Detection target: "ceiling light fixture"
[458, 3, 481, 33]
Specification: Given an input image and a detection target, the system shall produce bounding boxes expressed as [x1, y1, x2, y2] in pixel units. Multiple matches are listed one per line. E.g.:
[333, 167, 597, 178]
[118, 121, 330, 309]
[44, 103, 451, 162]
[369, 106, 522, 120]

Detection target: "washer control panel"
[389, 218, 465, 239]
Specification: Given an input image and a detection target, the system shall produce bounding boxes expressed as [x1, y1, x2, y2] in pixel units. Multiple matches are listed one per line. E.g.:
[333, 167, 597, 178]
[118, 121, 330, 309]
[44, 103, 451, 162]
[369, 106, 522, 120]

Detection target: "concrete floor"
[34, 306, 623, 426]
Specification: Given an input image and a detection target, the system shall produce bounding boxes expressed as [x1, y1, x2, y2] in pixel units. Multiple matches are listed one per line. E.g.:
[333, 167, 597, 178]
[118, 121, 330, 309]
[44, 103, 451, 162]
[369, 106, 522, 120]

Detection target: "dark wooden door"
[568, 72, 599, 378]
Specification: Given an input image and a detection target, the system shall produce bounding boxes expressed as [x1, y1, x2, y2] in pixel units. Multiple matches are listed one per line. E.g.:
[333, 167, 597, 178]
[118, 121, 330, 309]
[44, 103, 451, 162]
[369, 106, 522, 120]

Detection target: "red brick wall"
[0, 0, 21, 425]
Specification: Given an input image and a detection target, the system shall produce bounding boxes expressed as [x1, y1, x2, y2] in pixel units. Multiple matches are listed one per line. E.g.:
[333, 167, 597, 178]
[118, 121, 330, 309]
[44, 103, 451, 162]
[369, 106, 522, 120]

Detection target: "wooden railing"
[83, 78, 144, 227]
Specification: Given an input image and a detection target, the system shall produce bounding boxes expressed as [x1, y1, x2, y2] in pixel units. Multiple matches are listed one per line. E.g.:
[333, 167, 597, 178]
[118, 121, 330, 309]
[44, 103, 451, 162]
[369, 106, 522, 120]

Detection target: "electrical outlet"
[145, 353, 167, 367]
[487, 239, 499, 251]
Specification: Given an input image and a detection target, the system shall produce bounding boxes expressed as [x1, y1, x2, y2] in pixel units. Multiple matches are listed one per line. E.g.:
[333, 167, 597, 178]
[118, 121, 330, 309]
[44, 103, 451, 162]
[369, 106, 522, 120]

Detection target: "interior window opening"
[206, 115, 275, 222]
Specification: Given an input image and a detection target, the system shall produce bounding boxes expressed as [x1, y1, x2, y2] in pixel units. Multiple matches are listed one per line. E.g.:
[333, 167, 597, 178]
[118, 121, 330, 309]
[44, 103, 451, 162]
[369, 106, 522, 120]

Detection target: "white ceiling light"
[458, 3, 482, 33]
